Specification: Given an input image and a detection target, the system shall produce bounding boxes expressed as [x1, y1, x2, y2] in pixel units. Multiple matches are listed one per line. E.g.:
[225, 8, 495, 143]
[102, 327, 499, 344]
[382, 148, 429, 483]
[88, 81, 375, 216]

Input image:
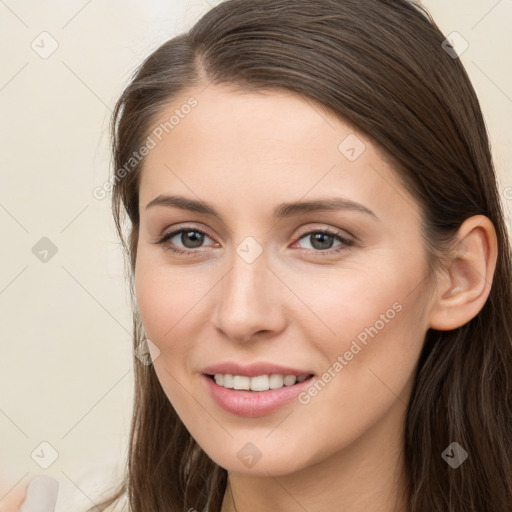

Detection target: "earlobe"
[428, 215, 498, 331]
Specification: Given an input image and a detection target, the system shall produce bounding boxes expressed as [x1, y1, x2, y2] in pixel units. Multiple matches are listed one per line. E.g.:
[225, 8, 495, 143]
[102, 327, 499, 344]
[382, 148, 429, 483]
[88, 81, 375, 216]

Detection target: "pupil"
[182, 231, 204, 248]
[311, 233, 333, 250]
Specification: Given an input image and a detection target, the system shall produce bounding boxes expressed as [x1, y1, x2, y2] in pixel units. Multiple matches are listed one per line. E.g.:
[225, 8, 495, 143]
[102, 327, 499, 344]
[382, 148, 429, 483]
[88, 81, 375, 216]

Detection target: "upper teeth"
[213, 373, 310, 391]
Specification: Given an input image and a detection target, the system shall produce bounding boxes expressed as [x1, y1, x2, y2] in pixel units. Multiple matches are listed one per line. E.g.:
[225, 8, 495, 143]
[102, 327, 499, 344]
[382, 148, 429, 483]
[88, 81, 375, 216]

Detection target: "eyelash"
[154, 225, 354, 257]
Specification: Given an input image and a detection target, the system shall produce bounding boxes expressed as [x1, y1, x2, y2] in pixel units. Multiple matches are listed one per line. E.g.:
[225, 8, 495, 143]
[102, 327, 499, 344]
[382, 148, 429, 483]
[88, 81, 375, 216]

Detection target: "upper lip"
[202, 361, 315, 378]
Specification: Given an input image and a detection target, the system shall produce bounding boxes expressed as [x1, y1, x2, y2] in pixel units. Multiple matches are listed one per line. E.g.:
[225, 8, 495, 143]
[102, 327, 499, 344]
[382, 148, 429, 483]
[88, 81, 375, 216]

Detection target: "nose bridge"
[222, 242, 270, 312]
[214, 237, 282, 340]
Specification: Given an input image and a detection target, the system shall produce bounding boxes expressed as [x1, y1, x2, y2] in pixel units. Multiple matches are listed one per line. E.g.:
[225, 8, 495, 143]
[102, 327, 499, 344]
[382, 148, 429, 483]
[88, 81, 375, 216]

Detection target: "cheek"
[134, 254, 202, 409]
[134, 249, 221, 384]
[288, 254, 427, 410]
[135, 250, 202, 341]
[303, 285, 424, 414]
[281, 253, 420, 352]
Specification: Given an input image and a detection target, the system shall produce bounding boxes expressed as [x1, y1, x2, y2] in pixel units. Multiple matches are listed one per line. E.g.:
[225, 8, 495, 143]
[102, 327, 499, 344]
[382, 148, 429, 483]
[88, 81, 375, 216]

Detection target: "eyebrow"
[145, 194, 379, 222]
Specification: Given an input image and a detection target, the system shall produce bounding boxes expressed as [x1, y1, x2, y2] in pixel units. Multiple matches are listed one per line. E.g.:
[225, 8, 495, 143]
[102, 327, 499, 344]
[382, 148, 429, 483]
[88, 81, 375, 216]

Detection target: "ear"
[428, 215, 498, 331]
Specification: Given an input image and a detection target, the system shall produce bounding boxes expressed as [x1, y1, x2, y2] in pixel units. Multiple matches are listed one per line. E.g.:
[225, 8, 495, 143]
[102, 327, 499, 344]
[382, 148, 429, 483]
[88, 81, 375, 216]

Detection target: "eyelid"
[157, 222, 353, 241]
[158, 222, 212, 237]
[293, 223, 354, 242]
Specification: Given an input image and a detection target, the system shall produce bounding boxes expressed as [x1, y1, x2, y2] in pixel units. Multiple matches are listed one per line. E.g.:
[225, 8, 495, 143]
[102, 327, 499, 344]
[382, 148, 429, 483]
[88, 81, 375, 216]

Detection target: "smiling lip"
[202, 373, 315, 417]
[201, 361, 315, 378]
[201, 361, 316, 417]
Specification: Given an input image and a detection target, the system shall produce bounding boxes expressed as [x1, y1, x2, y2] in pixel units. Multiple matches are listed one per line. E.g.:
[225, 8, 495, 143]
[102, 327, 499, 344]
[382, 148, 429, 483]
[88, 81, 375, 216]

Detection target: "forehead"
[138, 84, 418, 224]
[147, 84, 362, 159]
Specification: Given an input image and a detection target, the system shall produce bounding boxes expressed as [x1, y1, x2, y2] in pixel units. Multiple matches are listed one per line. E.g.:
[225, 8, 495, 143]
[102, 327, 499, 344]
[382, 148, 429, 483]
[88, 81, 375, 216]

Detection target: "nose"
[213, 247, 286, 343]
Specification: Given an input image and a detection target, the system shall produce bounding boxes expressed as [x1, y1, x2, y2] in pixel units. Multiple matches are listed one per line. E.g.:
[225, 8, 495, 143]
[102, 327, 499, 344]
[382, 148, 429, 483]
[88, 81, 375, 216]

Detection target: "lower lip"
[202, 374, 316, 417]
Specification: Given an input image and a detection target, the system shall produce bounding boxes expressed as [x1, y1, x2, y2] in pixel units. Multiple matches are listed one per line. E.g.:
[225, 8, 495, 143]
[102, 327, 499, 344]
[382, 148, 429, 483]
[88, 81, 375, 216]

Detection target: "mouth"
[202, 372, 317, 417]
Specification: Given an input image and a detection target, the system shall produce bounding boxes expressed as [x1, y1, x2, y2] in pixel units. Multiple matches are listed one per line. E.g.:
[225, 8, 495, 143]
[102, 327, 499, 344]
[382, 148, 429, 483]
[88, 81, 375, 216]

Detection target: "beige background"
[0, 0, 511, 509]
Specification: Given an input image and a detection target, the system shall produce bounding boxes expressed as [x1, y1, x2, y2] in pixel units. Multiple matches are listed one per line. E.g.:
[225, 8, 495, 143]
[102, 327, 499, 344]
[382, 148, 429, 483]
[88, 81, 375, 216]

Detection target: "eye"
[293, 229, 353, 254]
[155, 226, 216, 256]
[154, 226, 354, 256]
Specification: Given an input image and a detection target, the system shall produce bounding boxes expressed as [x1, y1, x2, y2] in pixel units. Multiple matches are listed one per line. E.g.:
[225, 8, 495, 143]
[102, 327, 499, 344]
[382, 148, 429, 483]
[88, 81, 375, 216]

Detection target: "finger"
[19, 475, 59, 512]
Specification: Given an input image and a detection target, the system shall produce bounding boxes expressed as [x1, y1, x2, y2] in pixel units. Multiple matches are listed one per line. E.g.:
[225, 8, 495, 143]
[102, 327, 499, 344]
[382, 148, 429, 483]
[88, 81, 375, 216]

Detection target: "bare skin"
[0, 484, 26, 512]
[135, 84, 497, 512]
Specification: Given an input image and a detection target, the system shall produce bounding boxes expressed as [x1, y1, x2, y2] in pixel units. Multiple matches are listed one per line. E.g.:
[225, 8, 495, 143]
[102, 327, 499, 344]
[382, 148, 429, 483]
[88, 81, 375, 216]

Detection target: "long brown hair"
[89, 1, 512, 510]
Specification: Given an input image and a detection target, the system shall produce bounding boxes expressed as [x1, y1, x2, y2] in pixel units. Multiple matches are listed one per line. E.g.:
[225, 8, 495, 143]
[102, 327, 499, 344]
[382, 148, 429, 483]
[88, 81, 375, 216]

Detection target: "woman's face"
[135, 84, 435, 476]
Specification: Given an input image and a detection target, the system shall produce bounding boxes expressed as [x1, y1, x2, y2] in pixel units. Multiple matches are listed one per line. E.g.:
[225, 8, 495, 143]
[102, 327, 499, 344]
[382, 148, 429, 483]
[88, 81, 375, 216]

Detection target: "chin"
[203, 445, 307, 477]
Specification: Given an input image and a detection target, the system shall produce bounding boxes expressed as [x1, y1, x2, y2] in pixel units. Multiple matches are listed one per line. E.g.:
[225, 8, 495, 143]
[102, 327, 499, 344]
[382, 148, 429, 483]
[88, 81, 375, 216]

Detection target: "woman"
[82, 0, 511, 510]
